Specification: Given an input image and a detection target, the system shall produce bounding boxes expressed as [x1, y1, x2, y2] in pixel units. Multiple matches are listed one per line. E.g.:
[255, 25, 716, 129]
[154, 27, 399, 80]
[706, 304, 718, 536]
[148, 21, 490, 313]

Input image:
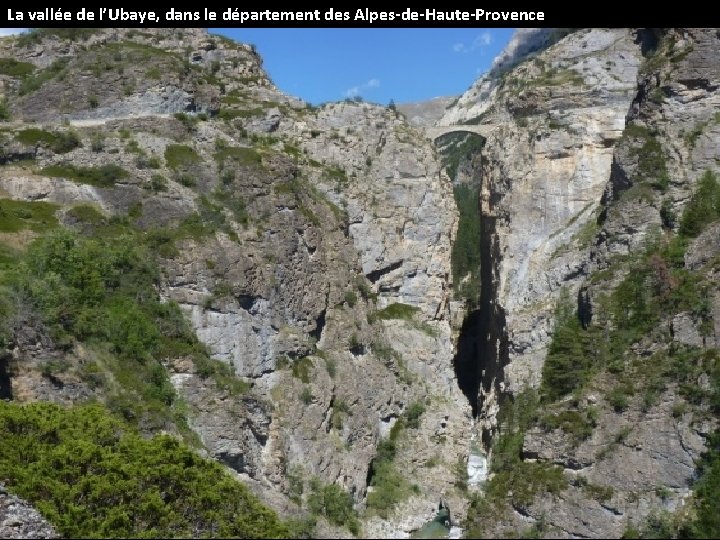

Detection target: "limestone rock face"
[443, 28, 644, 395]
[441, 27, 720, 538]
[0, 28, 470, 538]
[0, 485, 58, 539]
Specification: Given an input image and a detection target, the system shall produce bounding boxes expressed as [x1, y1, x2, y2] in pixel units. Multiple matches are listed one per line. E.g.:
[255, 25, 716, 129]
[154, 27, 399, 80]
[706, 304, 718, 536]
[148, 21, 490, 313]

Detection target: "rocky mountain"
[0, 27, 468, 539]
[440, 28, 720, 538]
[0, 26, 718, 540]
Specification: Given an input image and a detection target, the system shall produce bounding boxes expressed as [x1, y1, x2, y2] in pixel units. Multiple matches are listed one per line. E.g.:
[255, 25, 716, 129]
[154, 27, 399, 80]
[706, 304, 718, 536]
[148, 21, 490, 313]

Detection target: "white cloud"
[0, 28, 27, 37]
[344, 78, 380, 98]
[453, 31, 494, 54]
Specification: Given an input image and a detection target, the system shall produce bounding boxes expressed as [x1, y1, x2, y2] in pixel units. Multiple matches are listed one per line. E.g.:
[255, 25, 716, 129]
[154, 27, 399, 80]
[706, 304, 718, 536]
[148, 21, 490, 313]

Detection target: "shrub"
[685, 431, 720, 538]
[679, 171, 720, 238]
[452, 184, 482, 304]
[307, 479, 360, 534]
[0, 229, 243, 429]
[540, 409, 596, 442]
[0, 99, 9, 121]
[404, 402, 426, 429]
[165, 144, 200, 169]
[214, 146, 262, 167]
[0, 402, 290, 539]
[300, 386, 313, 405]
[0, 57, 35, 77]
[16, 129, 81, 154]
[148, 174, 168, 192]
[41, 164, 128, 187]
[344, 291, 358, 307]
[373, 303, 419, 321]
[0, 199, 59, 233]
[291, 356, 313, 384]
[541, 294, 597, 401]
[18, 58, 69, 95]
[66, 204, 104, 225]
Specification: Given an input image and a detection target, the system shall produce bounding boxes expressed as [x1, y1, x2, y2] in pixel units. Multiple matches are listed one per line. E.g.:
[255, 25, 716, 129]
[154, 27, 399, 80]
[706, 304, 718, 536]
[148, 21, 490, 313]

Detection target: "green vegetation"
[542, 191, 717, 403]
[529, 67, 584, 87]
[17, 28, 102, 46]
[623, 124, 670, 191]
[679, 171, 720, 238]
[452, 185, 482, 304]
[502, 66, 583, 98]
[583, 482, 614, 502]
[165, 145, 200, 169]
[344, 291, 358, 307]
[16, 129, 81, 154]
[438, 132, 485, 181]
[539, 407, 598, 444]
[356, 277, 377, 302]
[273, 176, 343, 226]
[41, 164, 128, 187]
[366, 404, 425, 517]
[18, 58, 69, 95]
[0, 57, 35, 77]
[323, 165, 349, 188]
[466, 390, 567, 536]
[211, 188, 248, 226]
[0, 199, 59, 233]
[0, 99, 9, 121]
[308, 479, 360, 535]
[214, 145, 262, 168]
[683, 431, 720, 538]
[292, 356, 313, 384]
[368, 303, 436, 338]
[437, 132, 485, 307]
[514, 167, 720, 535]
[66, 204, 105, 225]
[148, 174, 169, 193]
[330, 398, 351, 430]
[218, 107, 264, 122]
[540, 291, 599, 400]
[625, 428, 720, 539]
[0, 228, 247, 428]
[0, 402, 289, 539]
[372, 303, 420, 321]
[299, 386, 313, 405]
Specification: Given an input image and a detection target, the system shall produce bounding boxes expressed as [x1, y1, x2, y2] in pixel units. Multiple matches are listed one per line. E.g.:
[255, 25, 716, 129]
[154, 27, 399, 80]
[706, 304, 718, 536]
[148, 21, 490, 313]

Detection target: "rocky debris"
[0, 485, 58, 539]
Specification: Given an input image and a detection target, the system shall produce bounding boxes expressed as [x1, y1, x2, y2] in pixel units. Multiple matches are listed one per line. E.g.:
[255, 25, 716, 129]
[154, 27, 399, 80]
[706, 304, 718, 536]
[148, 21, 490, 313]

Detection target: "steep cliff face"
[3, 26, 719, 539]
[442, 27, 644, 419]
[442, 28, 720, 537]
[0, 28, 468, 538]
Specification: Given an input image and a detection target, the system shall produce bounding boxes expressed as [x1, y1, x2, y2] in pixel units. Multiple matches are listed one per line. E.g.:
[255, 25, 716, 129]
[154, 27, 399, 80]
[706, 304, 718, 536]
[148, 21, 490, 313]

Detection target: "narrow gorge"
[1, 26, 719, 540]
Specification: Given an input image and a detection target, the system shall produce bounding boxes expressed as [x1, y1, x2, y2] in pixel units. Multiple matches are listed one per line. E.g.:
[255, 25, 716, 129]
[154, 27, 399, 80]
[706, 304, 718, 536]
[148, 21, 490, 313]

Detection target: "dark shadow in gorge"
[453, 310, 483, 417]
[0, 354, 13, 400]
[452, 208, 508, 437]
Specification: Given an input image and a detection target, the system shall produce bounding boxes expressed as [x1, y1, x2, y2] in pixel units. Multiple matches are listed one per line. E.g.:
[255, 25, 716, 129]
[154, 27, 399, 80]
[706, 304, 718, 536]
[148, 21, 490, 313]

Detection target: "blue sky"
[0, 28, 515, 105]
[213, 28, 514, 105]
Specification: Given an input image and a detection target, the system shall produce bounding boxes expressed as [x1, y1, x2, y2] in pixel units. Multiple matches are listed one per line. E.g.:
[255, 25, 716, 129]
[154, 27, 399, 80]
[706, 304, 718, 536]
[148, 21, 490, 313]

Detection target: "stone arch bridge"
[424, 124, 494, 141]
